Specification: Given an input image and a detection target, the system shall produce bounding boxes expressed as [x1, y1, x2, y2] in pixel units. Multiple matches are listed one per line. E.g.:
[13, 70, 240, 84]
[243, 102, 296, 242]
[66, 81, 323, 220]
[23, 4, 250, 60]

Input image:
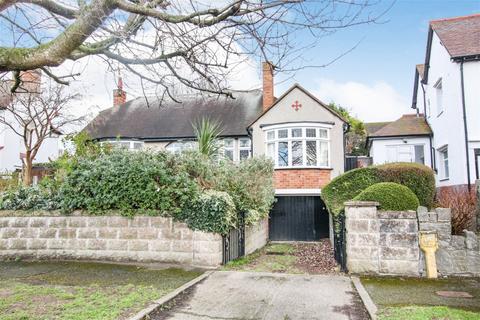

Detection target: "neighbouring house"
[0, 71, 62, 181]
[84, 62, 348, 242]
[366, 114, 433, 167]
[411, 13, 480, 191]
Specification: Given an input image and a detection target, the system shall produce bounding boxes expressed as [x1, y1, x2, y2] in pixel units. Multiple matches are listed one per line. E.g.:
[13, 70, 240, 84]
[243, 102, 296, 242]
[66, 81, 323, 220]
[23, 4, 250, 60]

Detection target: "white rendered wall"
[421, 32, 480, 187]
[370, 137, 432, 167]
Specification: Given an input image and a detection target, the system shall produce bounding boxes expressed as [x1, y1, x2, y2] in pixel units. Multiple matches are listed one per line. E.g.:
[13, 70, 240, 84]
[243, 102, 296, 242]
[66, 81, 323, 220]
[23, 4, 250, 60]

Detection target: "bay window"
[265, 126, 330, 168]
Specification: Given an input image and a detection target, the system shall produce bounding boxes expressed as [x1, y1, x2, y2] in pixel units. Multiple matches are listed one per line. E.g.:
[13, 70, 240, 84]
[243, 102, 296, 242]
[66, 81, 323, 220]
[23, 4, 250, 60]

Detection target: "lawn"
[361, 277, 480, 320]
[0, 261, 202, 320]
[223, 241, 338, 274]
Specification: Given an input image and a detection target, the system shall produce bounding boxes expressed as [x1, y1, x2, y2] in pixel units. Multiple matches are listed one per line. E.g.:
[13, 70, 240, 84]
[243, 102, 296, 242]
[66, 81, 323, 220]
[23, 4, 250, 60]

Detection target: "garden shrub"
[0, 185, 60, 211]
[178, 190, 237, 235]
[436, 186, 477, 234]
[0, 149, 275, 234]
[322, 162, 435, 218]
[376, 162, 435, 209]
[353, 182, 420, 211]
[58, 150, 199, 215]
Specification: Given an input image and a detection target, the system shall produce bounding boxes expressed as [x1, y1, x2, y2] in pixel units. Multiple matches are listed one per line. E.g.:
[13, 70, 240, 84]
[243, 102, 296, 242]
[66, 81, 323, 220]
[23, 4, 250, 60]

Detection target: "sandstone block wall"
[345, 202, 480, 277]
[418, 207, 479, 277]
[345, 202, 419, 276]
[0, 215, 223, 267]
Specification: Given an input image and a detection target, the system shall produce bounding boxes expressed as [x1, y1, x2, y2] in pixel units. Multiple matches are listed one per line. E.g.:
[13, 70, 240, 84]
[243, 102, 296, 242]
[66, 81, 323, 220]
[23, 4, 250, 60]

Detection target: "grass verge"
[0, 261, 202, 320]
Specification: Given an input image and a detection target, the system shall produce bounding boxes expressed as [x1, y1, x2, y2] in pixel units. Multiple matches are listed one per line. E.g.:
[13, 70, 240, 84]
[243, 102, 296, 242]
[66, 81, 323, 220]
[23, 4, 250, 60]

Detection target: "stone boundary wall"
[418, 207, 479, 276]
[245, 218, 268, 255]
[345, 202, 480, 277]
[0, 215, 223, 267]
[345, 202, 419, 276]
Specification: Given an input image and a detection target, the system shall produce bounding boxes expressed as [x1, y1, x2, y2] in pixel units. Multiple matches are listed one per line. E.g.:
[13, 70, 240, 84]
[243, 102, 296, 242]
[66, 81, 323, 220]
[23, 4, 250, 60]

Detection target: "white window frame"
[438, 146, 449, 180]
[385, 143, 425, 164]
[101, 140, 144, 151]
[434, 78, 443, 116]
[238, 138, 251, 161]
[264, 123, 331, 169]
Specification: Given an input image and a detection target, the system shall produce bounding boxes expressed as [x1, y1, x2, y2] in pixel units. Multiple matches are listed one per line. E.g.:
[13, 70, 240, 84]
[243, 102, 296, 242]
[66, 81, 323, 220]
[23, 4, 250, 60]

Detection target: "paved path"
[154, 271, 369, 320]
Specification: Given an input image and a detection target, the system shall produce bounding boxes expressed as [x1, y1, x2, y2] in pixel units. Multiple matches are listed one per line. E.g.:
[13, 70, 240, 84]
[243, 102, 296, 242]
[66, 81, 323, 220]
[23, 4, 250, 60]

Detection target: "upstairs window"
[439, 146, 449, 180]
[222, 138, 251, 162]
[265, 126, 330, 168]
[434, 78, 443, 115]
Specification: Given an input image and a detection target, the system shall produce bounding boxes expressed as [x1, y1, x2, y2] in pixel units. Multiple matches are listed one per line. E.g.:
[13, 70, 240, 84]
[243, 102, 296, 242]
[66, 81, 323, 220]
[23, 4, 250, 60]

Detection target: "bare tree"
[0, 0, 390, 99]
[0, 76, 83, 185]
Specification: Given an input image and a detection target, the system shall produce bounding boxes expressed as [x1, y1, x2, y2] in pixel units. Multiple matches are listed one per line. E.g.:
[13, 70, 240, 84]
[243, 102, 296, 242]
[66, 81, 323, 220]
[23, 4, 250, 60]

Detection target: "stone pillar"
[344, 201, 380, 274]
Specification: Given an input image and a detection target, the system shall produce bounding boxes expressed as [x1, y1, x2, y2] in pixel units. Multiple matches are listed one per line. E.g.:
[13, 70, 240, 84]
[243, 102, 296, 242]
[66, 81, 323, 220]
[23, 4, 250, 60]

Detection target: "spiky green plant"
[193, 118, 223, 158]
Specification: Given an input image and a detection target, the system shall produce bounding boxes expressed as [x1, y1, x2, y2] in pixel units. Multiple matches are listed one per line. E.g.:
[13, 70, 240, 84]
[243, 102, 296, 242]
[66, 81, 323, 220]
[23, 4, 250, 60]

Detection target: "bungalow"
[366, 114, 433, 167]
[84, 62, 348, 242]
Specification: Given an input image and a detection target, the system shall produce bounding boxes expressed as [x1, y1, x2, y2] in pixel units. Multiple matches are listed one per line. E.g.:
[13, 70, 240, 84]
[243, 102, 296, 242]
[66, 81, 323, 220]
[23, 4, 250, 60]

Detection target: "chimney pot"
[113, 76, 127, 107]
[19, 70, 41, 94]
[262, 61, 274, 111]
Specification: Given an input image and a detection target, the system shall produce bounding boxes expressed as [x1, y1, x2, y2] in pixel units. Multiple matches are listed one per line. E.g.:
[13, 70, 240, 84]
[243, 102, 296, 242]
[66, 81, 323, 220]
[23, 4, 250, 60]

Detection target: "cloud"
[312, 79, 412, 122]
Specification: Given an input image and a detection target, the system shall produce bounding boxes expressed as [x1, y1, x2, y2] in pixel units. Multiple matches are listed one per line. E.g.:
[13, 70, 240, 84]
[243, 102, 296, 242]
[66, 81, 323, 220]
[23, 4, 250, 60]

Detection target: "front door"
[269, 196, 329, 241]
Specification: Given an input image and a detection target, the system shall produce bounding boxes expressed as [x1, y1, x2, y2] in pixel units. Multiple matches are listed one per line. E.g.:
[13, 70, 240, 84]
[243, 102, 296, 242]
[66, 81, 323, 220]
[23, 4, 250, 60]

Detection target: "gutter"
[460, 60, 471, 189]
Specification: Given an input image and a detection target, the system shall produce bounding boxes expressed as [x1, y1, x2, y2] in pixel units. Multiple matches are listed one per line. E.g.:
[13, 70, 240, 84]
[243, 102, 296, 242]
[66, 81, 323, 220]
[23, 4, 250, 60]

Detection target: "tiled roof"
[368, 114, 432, 138]
[364, 122, 390, 135]
[430, 14, 480, 59]
[84, 90, 263, 140]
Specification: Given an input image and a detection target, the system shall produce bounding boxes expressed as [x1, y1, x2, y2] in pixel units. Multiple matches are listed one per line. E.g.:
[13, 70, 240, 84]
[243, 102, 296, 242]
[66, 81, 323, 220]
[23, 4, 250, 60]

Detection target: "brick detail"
[274, 169, 331, 189]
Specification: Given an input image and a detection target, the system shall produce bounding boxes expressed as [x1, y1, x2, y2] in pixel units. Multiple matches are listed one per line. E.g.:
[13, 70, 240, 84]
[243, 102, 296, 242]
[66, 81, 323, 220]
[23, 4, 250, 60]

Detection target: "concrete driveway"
[153, 271, 369, 320]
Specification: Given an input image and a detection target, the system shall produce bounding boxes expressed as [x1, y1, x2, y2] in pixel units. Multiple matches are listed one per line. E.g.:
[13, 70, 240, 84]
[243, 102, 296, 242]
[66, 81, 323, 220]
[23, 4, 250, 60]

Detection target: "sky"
[7, 0, 478, 125]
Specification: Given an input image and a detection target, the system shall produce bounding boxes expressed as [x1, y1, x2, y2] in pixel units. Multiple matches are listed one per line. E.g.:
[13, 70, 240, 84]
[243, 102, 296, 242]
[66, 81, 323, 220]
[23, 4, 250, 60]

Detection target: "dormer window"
[434, 78, 443, 115]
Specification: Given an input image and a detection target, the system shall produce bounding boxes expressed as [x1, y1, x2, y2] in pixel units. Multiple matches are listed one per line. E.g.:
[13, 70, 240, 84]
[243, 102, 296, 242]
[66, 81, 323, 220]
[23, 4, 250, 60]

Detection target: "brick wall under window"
[274, 169, 331, 189]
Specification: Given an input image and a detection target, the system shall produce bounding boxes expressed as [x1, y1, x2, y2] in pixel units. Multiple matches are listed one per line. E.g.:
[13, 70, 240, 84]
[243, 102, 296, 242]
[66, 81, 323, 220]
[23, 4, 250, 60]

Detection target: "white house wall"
[421, 32, 480, 187]
[370, 137, 432, 167]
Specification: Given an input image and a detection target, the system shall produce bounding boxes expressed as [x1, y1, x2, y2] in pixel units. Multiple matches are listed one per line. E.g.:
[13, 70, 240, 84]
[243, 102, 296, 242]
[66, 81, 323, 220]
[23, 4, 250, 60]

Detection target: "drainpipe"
[460, 60, 471, 190]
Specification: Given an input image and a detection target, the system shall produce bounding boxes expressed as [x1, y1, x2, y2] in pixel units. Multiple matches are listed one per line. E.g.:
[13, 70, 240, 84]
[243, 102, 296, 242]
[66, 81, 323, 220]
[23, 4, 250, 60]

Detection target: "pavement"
[152, 271, 369, 320]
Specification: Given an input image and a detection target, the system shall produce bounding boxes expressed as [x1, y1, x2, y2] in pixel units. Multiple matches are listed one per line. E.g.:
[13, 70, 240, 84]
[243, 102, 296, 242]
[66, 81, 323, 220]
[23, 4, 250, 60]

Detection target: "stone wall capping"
[344, 201, 379, 207]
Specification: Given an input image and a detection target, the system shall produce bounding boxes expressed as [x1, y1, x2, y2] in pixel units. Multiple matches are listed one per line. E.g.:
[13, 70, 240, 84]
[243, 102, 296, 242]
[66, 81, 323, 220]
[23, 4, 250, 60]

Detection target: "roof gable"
[248, 83, 347, 128]
[430, 14, 480, 59]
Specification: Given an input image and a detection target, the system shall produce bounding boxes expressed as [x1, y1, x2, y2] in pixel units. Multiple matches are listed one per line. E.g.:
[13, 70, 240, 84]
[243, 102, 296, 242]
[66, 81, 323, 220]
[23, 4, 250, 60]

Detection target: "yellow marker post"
[419, 231, 439, 279]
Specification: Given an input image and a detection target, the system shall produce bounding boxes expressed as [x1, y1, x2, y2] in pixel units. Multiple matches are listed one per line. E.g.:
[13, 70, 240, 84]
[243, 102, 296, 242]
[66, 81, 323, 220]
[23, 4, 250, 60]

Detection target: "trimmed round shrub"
[376, 162, 435, 209]
[179, 190, 237, 235]
[353, 182, 420, 211]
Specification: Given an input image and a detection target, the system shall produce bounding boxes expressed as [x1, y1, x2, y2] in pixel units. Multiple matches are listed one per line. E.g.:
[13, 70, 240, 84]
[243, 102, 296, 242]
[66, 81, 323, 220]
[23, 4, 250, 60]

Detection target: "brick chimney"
[19, 70, 41, 93]
[113, 76, 126, 107]
[262, 61, 274, 111]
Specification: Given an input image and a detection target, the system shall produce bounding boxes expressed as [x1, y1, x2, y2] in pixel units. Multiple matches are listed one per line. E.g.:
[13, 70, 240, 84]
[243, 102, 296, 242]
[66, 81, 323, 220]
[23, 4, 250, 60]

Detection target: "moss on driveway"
[361, 277, 480, 320]
[0, 261, 202, 320]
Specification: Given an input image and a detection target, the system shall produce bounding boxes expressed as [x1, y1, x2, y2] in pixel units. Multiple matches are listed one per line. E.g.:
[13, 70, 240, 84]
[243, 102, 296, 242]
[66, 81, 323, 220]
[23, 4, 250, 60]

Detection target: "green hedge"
[353, 182, 420, 211]
[0, 150, 275, 235]
[322, 162, 435, 217]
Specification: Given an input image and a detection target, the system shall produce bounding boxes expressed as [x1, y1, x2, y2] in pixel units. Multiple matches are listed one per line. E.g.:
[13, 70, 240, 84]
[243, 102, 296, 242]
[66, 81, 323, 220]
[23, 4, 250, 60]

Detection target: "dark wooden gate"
[269, 196, 329, 241]
[222, 213, 245, 264]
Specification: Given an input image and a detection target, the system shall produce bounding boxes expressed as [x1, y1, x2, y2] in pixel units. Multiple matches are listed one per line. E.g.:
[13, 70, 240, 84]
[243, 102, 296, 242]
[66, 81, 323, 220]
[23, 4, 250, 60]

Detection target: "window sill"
[439, 177, 449, 182]
[274, 166, 333, 170]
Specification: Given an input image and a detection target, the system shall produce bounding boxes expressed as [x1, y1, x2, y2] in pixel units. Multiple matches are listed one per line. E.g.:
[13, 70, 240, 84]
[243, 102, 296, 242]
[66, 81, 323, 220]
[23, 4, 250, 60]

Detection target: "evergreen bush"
[353, 182, 420, 211]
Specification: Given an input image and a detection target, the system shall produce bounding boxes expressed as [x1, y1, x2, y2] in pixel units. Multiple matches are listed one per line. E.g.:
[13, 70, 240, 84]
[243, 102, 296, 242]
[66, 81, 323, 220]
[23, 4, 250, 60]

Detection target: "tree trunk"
[23, 153, 33, 186]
